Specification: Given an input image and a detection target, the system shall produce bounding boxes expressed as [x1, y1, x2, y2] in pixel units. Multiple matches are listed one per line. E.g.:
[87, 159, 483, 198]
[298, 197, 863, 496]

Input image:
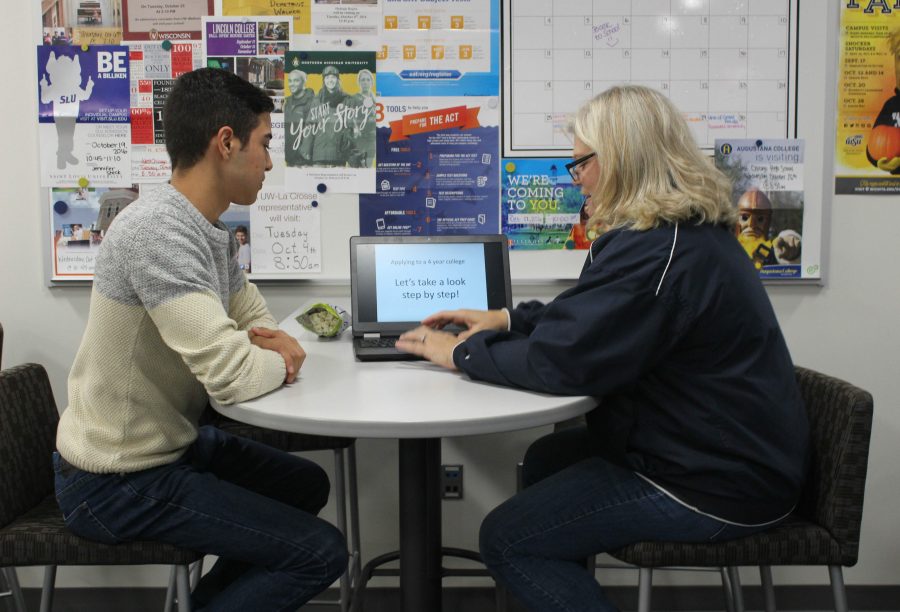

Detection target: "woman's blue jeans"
[54, 425, 348, 612]
[479, 426, 770, 612]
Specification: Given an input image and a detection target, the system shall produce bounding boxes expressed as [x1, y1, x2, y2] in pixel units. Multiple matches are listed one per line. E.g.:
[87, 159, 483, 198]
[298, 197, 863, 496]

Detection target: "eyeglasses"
[565, 152, 596, 181]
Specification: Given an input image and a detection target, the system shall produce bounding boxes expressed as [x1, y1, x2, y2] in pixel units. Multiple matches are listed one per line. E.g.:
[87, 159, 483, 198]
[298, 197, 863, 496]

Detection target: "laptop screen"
[350, 235, 511, 336]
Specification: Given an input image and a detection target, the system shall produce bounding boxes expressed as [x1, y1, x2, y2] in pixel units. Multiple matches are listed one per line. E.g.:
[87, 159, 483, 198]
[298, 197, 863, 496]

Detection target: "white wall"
[3, 1, 898, 592]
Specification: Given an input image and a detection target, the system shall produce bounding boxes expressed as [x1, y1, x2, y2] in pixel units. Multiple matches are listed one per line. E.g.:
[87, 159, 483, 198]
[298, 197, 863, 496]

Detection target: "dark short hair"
[235, 225, 248, 234]
[164, 68, 275, 171]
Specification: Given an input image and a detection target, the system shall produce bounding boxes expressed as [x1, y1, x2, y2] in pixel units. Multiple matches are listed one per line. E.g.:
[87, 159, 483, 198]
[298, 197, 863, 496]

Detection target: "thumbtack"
[311, 200, 319, 207]
[316, 183, 327, 193]
[504, 161, 516, 173]
[345, 39, 353, 47]
[161, 40, 172, 51]
[54, 201, 68, 215]
[78, 177, 89, 188]
[755, 139, 763, 147]
[80, 44, 89, 52]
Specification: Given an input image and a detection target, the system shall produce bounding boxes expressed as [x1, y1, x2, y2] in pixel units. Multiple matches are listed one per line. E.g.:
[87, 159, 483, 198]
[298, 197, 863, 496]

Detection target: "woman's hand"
[421, 309, 508, 340]
[395, 326, 460, 370]
[249, 327, 306, 383]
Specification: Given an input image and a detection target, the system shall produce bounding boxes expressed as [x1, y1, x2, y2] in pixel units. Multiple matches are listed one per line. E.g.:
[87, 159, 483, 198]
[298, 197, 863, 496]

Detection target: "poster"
[49, 185, 139, 279]
[121, 0, 214, 41]
[379, 0, 499, 96]
[715, 138, 805, 279]
[359, 96, 499, 236]
[38, 45, 132, 187]
[129, 41, 203, 181]
[283, 50, 377, 193]
[218, 0, 312, 36]
[834, 4, 900, 195]
[40, 0, 124, 46]
[501, 158, 592, 250]
[203, 16, 294, 186]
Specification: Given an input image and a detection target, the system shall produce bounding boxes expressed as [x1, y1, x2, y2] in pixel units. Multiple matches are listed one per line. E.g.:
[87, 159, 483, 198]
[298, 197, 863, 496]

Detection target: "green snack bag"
[295, 303, 351, 338]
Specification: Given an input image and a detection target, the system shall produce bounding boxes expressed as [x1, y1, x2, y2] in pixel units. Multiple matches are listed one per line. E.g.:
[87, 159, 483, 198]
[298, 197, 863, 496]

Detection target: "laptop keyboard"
[358, 337, 398, 348]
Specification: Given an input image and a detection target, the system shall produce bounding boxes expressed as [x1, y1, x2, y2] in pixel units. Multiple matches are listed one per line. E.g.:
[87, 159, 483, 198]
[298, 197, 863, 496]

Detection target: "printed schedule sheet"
[505, 0, 797, 154]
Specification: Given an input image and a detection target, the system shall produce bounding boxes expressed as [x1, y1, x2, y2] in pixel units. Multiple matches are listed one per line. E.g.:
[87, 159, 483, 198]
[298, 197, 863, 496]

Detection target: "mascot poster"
[835, 2, 900, 195]
[37, 45, 131, 187]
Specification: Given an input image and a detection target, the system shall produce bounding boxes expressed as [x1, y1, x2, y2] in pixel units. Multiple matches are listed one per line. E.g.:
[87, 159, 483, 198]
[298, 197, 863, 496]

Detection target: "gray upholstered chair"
[0, 363, 202, 612]
[201, 408, 361, 612]
[609, 366, 874, 612]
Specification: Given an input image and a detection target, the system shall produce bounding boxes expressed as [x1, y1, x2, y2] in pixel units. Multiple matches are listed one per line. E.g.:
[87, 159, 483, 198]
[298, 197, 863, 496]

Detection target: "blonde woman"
[397, 85, 808, 611]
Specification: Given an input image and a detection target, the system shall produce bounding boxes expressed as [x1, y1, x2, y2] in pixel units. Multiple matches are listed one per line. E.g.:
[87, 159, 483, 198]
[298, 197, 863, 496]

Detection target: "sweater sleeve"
[129, 227, 285, 405]
[229, 277, 279, 332]
[453, 258, 675, 396]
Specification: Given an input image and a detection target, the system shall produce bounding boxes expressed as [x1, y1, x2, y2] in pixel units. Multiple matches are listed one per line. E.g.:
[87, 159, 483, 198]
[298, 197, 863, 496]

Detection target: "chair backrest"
[0, 363, 59, 529]
[794, 366, 873, 566]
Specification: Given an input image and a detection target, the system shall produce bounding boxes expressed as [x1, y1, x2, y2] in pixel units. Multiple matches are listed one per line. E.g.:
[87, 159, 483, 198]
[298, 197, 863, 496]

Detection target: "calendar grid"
[504, 0, 798, 155]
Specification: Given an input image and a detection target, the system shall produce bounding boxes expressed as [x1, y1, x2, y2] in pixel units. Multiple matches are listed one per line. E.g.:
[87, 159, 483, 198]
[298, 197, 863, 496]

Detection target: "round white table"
[212, 311, 595, 612]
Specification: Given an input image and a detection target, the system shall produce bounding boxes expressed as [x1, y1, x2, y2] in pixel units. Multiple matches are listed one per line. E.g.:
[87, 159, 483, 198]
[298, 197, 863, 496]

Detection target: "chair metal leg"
[720, 567, 737, 612]
[189, 558, 204, 588]
[760, 565, 776, 612]
[829, 565, 849, 612]
[348, 443, 362, 584]
[2, 567, 27, 612]
[163, 566, 177, 612]
[334, 448, 351, 612]
[726, 566, 745, 612]
[637, 567, 652, 612]
[175, 564, 192, 612]
[40, 565, 57, 612]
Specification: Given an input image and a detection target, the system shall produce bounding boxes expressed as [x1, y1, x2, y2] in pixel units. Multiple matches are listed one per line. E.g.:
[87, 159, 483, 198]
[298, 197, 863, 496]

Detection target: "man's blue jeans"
[54, 425, 348, 612]
[479, 426, 771, 612]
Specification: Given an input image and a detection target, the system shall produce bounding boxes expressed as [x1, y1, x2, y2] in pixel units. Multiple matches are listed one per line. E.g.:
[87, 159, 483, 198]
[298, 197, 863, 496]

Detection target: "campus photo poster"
[217, 0, 312, 36]
[49, 185, 139, 279]
[38, 45, 132, 187]
[715, 138, 808, 279]
[283, 50, 377, 193]
[501, 158, 592, 251]
[40, 0, 124, 46]
[835, 4, 900, 195]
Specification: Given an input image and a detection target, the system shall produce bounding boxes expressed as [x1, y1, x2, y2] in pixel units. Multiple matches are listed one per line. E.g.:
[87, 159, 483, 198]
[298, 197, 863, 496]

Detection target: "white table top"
[211, 309, 595, 439]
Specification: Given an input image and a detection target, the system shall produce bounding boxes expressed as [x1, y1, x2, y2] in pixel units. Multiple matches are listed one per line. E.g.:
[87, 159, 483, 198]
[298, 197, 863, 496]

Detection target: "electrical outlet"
[441, 464, 463, 499]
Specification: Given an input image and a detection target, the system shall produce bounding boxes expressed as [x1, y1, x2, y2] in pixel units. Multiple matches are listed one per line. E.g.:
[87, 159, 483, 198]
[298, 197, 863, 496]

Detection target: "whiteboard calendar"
[502, 0, 799, 155]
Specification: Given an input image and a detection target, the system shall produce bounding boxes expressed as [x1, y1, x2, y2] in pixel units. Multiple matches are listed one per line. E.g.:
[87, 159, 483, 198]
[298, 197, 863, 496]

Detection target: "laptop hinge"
[363, 333, 380, 339]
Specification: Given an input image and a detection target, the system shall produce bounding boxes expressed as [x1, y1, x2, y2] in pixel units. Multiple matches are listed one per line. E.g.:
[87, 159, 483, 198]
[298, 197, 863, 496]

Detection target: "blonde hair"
[570, 85, 736, 231]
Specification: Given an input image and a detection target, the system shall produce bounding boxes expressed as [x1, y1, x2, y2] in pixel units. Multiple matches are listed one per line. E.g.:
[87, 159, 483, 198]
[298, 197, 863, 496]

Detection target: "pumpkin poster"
[835, 3, 900, 195]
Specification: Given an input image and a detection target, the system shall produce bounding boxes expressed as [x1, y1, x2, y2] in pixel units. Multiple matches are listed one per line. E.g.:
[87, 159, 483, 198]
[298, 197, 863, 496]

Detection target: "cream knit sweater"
[57, 184, 286, 473]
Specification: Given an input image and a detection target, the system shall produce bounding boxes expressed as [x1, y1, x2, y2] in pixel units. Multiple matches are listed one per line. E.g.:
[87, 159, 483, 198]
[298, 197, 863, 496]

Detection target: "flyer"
[38, 45, 132, 187]
[834, 5, 900, 195]
[121, 0, 214, 41]
[129, 41, 203, 181]
[311, 0, 380, 47]
[283, 50, 377, 193]
[359, 96, 500, 236]
[715, 138, 805, 279]
[378, 0, 499, 97]
[40, 0, 124, 46]
[203, 16, 294, 186]
[49, 185, 139, 279]
[247, 189, 322, 275]
[501, 158, 592, 250]
[217, 0, 312, 36]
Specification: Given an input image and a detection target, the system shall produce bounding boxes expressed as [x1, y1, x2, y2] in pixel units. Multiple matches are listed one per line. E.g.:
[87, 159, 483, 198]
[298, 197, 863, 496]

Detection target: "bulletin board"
[38, 0, 832, 285]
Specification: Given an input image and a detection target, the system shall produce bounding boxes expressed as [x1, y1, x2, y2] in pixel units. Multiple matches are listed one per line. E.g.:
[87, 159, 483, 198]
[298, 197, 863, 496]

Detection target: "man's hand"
[249, 327, 306, 383]
[420, 309, 508, 340]
[395, 325, 460, 370]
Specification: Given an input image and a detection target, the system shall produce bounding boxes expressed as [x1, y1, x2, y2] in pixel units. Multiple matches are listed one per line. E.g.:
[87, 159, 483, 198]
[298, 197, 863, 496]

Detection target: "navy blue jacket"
[453, 223, 809, 524]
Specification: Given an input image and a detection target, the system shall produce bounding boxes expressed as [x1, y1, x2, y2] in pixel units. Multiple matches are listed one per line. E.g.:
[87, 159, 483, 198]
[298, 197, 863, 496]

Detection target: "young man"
[54, 68, 347, 611]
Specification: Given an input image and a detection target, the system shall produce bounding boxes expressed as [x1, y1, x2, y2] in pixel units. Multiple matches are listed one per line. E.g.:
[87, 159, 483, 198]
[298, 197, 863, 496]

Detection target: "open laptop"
[350, 235, 512, 361]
